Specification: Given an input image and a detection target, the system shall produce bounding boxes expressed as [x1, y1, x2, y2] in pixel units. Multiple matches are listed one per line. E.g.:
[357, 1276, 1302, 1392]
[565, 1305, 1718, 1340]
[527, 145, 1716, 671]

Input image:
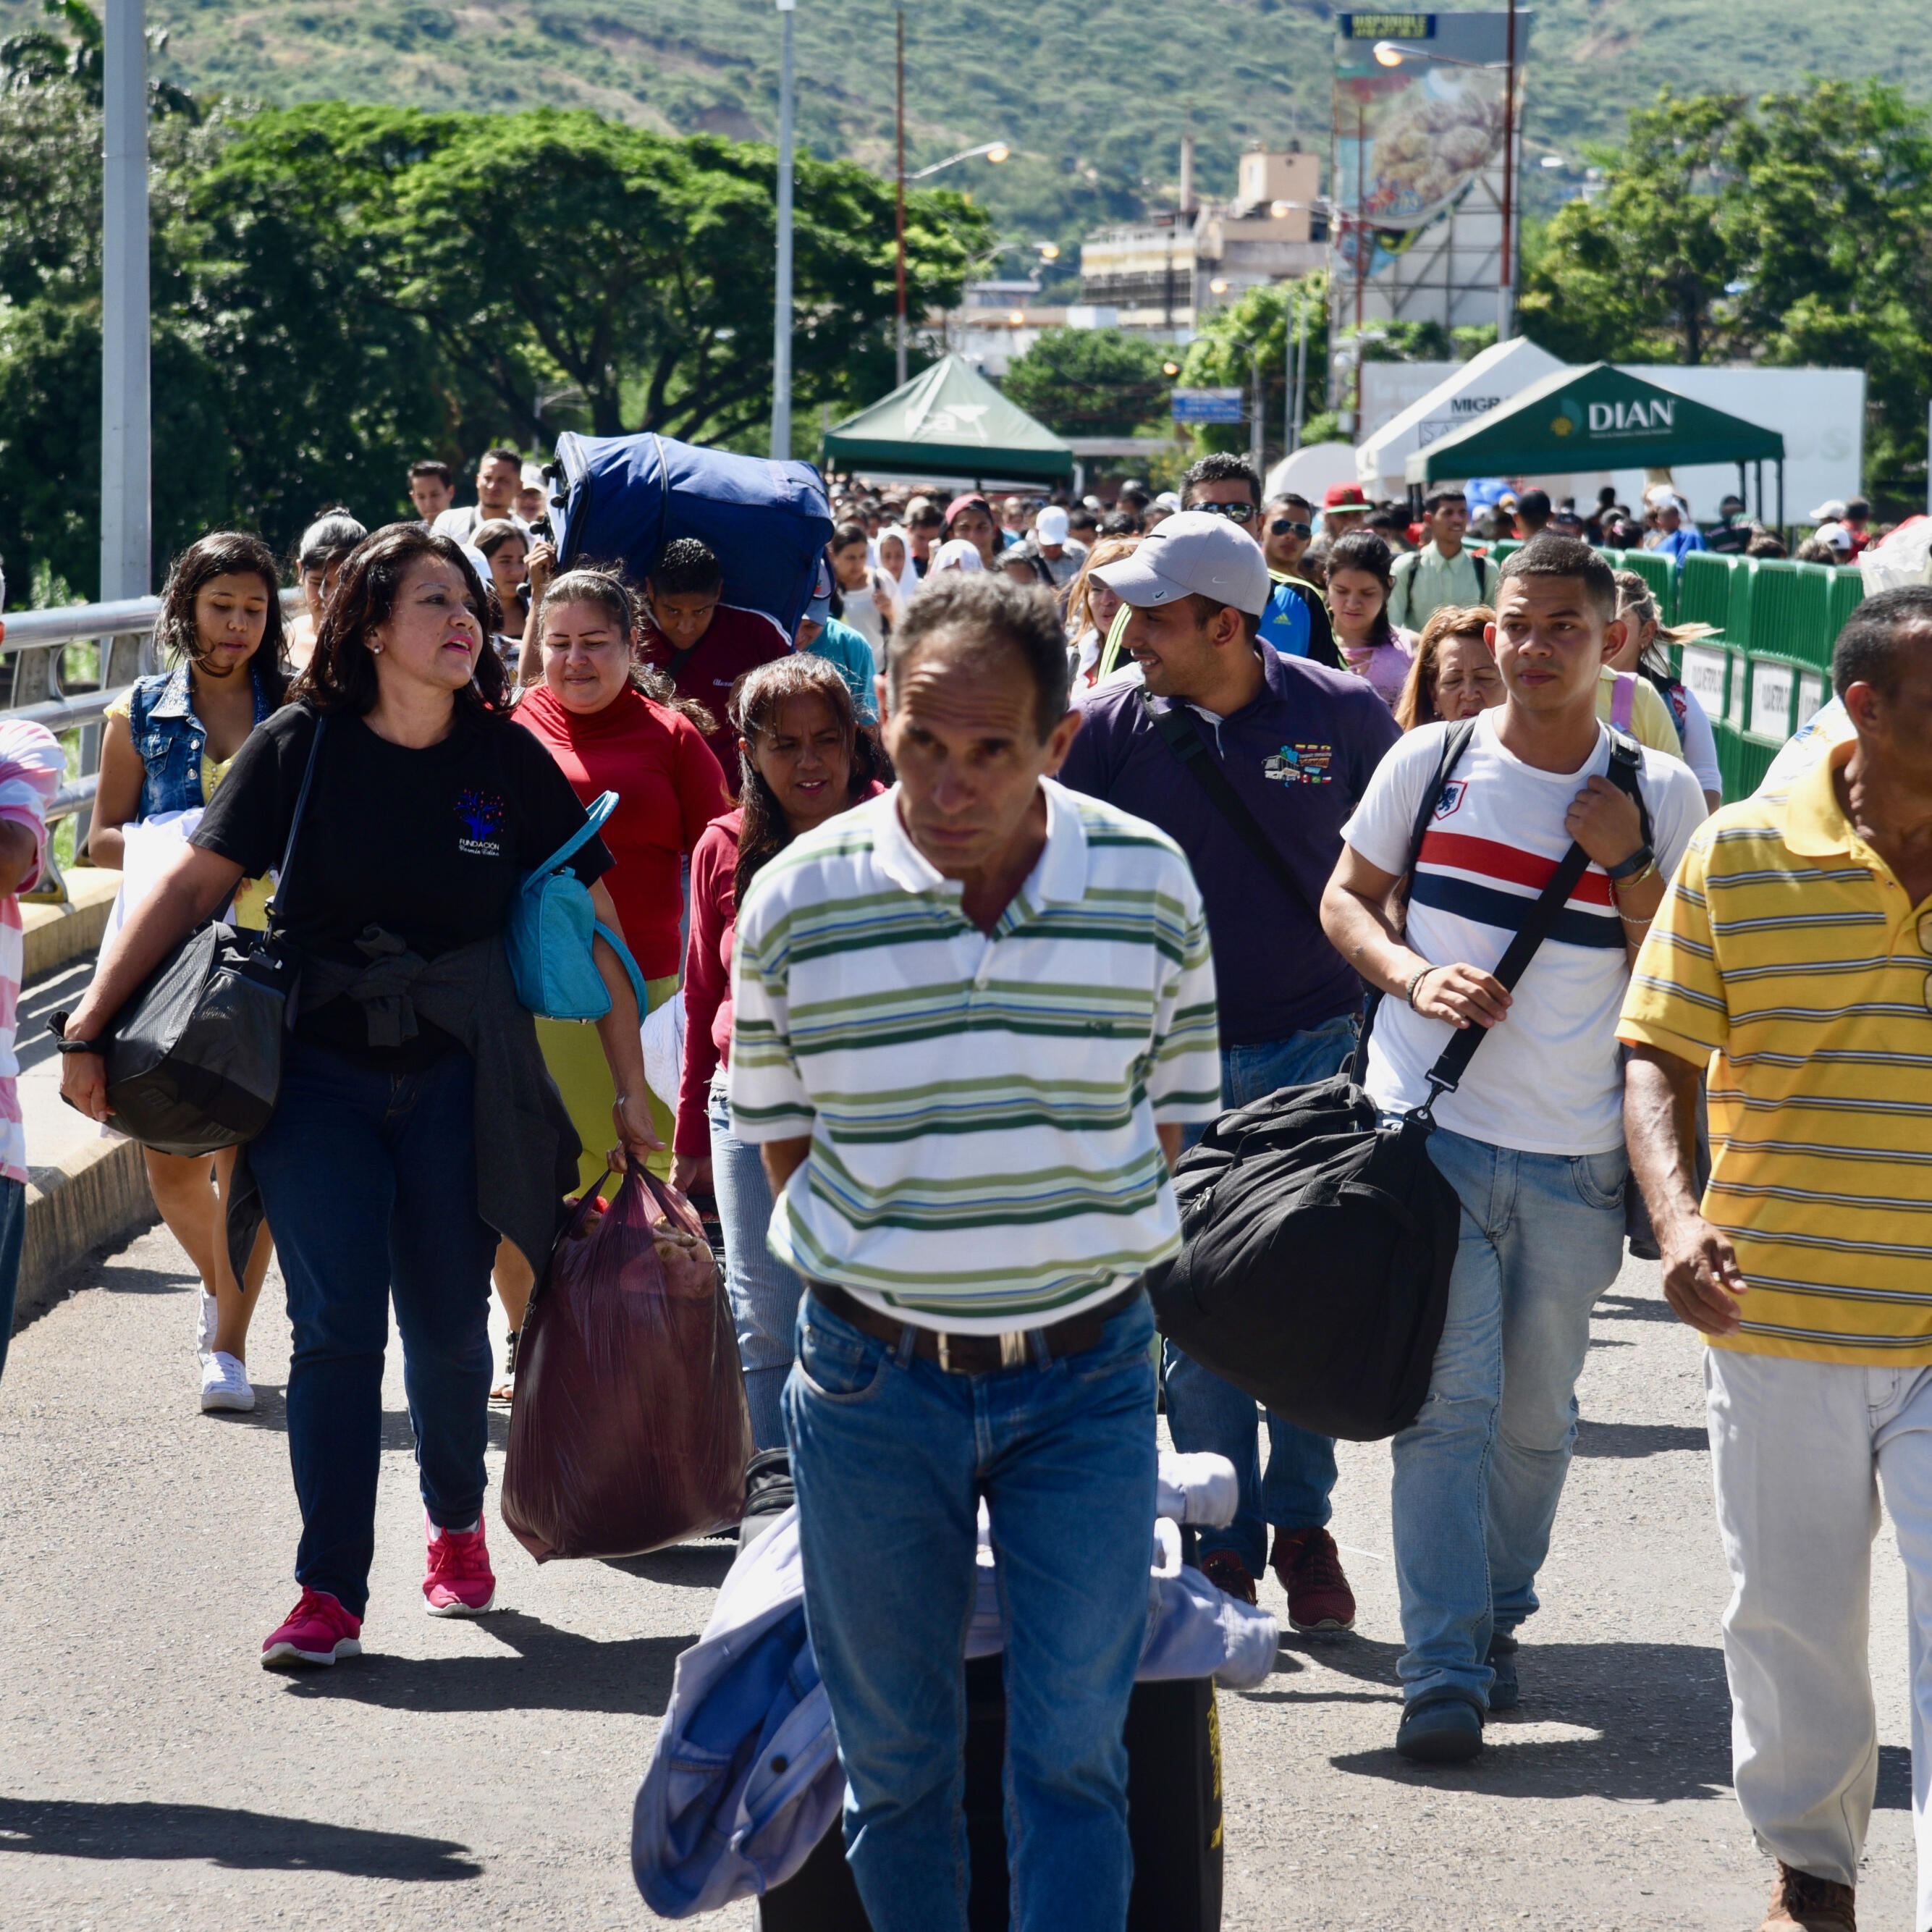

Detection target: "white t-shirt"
[431, 505, 529, 543]
[1756, 695, 1853, 794]
[1341, 710, 1706, 1155]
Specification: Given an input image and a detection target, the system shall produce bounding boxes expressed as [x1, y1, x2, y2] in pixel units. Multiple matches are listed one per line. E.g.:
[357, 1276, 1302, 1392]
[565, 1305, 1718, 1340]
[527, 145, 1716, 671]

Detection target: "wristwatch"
[1604, 843, 1655, 882]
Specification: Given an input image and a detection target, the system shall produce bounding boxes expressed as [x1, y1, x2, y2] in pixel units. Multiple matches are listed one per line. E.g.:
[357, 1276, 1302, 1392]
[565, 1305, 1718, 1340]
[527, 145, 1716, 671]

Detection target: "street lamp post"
[895, 139, 1008, 387]
[770, 0, 796, 462]
[894, 4, 907, 387]
[101, 0, 150, 606]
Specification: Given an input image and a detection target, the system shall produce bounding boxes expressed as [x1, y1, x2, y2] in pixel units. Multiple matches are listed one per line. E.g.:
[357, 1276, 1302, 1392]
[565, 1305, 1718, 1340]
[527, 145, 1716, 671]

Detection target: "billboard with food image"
[1331, 12, 1527, 327]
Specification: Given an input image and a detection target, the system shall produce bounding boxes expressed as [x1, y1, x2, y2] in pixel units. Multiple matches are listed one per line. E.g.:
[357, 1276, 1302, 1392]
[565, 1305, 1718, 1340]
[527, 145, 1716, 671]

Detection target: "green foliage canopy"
[1000, 327, 1170, 438]
[1521, 78, 1932, 492]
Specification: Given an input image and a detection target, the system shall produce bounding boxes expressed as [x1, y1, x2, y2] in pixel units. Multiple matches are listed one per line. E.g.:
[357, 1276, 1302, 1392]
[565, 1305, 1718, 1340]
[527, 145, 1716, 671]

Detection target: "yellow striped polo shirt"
[1619, 738, 1932, 1364]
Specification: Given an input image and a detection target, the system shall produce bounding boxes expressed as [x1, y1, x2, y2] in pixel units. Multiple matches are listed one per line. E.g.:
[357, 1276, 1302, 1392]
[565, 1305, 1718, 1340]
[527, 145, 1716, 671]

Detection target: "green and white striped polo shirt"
[729, 778, 1221, 1332]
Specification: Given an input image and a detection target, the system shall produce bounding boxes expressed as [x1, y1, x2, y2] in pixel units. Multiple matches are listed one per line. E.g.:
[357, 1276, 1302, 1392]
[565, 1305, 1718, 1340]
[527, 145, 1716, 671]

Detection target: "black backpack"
[1144, 717, 1651, 1442]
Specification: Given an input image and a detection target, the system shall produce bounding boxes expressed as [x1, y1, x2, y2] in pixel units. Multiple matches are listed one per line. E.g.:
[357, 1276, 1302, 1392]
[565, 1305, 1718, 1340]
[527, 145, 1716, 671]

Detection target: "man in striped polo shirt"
[1621, 587, 1932, 1932]
[730, 573, 1220, 1932]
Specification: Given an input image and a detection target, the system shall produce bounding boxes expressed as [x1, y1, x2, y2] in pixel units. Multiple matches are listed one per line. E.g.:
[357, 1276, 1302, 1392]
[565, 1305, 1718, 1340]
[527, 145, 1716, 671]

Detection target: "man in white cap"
[1032, 504, 1081, 591]
[1057, 511, 1401, 1630]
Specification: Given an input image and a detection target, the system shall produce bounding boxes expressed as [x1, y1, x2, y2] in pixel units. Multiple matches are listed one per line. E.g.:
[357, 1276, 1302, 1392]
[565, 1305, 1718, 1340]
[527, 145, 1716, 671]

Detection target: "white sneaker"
[196, 1291, 219, 1362]
[200, 1350, 256, 1413]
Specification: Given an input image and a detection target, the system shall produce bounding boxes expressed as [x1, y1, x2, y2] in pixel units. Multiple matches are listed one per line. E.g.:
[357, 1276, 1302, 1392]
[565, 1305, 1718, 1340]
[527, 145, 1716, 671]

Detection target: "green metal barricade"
[1747, 560, 1799, 665]
[1711, 719, 1743, 802]
[1745, 652, 1805, 745]
[1617, 548, 1675, 620]
[1784, 565, 1834, 671]
[1674, 636, 1731, 727]
[1677, 552, 1734, 637]
[1826, 566, 1865, 660]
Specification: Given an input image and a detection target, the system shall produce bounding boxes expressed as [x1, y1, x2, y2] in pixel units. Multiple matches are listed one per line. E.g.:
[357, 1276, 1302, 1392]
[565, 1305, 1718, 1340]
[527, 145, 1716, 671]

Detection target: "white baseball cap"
[1034, 505, 1070, 545]
[1092, 510, 1271, 617]
[1809, 498, 1849, 523]
[1812, 520, 1854, 553]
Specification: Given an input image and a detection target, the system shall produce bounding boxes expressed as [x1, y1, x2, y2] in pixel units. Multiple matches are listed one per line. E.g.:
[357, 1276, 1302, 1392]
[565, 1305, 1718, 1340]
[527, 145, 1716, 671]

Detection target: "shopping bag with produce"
[502, 1165, 751, 1561]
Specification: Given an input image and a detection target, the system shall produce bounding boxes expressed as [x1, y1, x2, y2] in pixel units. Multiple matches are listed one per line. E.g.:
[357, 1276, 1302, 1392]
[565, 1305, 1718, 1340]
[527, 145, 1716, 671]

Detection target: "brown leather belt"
[809, 1281, 1143, 1375]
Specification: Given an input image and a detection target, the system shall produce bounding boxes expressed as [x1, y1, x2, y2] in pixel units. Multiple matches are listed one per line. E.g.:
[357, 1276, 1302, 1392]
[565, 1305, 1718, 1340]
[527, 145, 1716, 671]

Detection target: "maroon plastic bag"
[502, 1167, 751, 1562]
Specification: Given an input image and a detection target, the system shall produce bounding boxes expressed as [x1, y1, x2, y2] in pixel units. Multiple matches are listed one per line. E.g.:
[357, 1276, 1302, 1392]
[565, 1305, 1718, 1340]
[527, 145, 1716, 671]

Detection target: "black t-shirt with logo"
[194, 701, 610, 1066]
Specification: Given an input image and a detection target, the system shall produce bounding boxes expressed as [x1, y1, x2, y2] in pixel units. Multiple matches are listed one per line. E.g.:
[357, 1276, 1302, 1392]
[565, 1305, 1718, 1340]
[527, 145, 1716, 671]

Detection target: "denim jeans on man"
[709, 1074, 804, 1453]
[0, 1176, 28, 1388]
[785, 1292, 1158, 1932]
[1165, 1013, 1357, 1576]
[250, 1038, 498, 1618]
[1391, 1124, 1628, 1710]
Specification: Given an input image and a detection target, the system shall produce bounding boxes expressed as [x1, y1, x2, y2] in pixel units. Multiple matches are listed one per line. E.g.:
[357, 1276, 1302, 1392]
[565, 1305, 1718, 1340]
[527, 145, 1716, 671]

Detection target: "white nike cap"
[1091, 510, 1270, 618]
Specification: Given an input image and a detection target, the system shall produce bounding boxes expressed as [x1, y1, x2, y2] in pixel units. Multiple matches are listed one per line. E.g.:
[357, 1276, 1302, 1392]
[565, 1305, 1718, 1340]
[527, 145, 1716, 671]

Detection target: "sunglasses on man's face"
[1192, 500, 1256, 525]
[1269, 518, 1312, 539]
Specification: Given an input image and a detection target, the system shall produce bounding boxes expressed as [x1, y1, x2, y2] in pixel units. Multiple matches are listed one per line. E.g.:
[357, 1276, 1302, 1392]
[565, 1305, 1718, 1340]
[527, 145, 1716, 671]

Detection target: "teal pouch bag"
[506, 790, 649, 1021]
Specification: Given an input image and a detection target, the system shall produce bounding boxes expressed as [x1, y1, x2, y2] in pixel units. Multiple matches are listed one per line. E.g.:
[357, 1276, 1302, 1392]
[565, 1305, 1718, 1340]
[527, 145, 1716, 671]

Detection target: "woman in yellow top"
[91, 531, 287, 1415]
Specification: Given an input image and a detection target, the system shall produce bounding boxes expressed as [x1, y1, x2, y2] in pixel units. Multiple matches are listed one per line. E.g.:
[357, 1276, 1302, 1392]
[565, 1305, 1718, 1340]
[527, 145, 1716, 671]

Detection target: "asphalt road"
[0, 1226, 1918, 1931]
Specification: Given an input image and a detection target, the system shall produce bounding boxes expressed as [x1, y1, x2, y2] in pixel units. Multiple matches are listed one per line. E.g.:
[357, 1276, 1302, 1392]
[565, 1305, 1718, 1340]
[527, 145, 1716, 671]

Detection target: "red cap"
[945, 492, 993, 526]
[1324, 484, 1369, 509]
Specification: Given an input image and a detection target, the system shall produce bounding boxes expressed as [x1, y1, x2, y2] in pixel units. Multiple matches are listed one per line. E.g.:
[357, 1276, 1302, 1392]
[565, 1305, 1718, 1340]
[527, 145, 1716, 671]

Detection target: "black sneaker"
[1487, 1631, 1520, 1711]
[1396, 1692, 1484, 1764]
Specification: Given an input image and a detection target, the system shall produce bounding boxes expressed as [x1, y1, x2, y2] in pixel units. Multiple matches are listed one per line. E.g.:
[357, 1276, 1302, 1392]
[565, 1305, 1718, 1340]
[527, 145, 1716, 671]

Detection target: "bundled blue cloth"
[632, 1450, 1272, 1916]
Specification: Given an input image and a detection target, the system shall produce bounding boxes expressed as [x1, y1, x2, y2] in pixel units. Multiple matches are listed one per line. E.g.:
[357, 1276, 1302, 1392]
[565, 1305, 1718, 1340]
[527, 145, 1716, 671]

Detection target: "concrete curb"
[22, 868, 120, 982]
[14, 1133, 158, 1330]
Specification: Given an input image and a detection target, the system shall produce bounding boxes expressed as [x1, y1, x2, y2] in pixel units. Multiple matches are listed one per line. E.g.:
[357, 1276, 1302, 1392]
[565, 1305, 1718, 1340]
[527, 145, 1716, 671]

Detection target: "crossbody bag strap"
[526, 789, 618, 885]
[1141, 690, 1323, 928]
[1350, 717, 1477, 1084]
[1416, 728, 1653, 1109]
[263, 713, 327, 938]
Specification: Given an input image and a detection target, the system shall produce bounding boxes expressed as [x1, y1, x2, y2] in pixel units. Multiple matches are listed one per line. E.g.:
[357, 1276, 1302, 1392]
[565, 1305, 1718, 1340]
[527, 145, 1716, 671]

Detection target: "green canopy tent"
[822, 354, 1073, 488]
[1404, 361, 1788, 527]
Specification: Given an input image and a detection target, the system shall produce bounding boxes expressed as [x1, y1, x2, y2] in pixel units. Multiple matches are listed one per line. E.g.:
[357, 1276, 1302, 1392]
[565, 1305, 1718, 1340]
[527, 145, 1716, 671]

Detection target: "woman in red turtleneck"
[494, 566, 730, 1391]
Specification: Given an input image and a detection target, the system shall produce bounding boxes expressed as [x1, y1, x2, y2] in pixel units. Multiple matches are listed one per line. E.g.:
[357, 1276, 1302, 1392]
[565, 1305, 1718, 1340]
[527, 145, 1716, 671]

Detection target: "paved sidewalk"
[0, 1225, 1918, 1930]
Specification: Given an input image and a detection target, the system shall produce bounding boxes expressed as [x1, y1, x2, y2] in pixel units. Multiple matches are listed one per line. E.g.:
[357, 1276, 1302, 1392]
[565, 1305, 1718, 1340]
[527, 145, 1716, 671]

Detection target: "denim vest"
[125, 662, 274, 819]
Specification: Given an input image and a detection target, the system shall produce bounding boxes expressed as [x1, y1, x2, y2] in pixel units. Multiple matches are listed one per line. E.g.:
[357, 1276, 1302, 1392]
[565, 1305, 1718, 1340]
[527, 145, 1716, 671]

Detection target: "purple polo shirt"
[1059, 652, 1400, 1047]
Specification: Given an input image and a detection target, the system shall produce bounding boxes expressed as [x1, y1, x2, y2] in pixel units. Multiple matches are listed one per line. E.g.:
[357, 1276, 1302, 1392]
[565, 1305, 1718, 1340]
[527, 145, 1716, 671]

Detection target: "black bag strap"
[1140, 688, 1323, 929]
[263, 712, 327, 938]
[1349, 717, 1478, 1081]
[1416, 727, 1649, 1110]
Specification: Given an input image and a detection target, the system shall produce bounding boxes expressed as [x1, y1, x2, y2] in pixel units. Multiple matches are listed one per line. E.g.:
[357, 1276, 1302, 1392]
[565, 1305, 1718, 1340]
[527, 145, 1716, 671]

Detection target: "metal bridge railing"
[0, 589, 305, 831]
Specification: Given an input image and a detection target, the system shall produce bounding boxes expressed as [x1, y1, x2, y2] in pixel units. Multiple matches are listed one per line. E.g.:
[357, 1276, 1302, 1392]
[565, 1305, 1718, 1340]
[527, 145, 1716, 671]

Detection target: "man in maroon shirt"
[638, 538, 792, 769]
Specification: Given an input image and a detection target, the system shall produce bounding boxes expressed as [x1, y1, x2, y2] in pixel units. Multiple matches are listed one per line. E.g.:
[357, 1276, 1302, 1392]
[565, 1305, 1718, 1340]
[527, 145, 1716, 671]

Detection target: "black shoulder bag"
[1143, 708, 1650, 1441]
[55, 716, 329, 1157]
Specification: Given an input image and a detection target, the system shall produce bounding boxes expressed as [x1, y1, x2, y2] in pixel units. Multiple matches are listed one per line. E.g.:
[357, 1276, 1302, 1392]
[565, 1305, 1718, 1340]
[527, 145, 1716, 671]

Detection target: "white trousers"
[1706, 1348, 1932, 1918]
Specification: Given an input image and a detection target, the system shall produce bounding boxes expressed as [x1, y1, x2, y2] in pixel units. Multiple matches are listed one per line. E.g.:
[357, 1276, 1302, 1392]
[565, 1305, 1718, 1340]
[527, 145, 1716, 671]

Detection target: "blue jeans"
[1165, 1014, 1357, 1576]
[1391, 1126, 1629, 1709]
[0, 1176, 26, 1388]
[785, 1291, 1158, 1932]
[250, 1039, 499, 1619]
[709, 1074, 804, 1453]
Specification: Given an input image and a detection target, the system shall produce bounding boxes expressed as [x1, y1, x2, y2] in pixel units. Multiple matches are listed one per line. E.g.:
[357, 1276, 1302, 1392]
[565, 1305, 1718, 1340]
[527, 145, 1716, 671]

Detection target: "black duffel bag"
[56, 715, 326, 1157]
[1145, 716, 1650, 1441]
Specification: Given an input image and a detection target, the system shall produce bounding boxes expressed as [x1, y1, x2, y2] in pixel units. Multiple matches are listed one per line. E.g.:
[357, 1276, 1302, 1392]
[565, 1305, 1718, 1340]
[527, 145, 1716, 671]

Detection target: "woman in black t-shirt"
[60, 526, 657, 1670]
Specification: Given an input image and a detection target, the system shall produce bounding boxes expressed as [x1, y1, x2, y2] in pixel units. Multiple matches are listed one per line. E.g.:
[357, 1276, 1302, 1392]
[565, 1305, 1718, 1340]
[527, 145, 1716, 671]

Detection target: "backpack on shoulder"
[1144, 720, 1651, 1442]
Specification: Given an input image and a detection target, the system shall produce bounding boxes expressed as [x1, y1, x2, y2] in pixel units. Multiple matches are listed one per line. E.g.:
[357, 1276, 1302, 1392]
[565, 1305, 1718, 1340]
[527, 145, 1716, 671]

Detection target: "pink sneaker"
[262, 1588, 362, 1669]
[423, 1513, 499, 1616]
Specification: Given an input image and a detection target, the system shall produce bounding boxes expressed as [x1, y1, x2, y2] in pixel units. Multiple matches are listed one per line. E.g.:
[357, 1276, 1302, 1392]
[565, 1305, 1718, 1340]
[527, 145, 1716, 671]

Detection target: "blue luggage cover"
[549, 432, 833, 639]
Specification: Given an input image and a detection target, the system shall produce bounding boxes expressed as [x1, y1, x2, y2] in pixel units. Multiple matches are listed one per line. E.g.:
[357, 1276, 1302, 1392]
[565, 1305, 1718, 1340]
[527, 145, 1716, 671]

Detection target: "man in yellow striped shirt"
[1619, 586, 1932, 1932]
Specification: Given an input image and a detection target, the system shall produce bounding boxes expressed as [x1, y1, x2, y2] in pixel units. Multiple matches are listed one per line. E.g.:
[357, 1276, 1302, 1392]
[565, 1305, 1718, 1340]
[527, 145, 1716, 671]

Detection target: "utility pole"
[1249, 347, 1265, 482]
[101, 0, 151, 605]
[1498, 0, 1518, 342]
[769, 0, 796, 460]
[894, 3, 908, 387]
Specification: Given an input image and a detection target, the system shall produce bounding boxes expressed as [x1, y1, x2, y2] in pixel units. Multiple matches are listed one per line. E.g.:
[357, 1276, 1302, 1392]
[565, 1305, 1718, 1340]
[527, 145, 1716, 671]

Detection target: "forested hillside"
[6, 0, 1929, 284]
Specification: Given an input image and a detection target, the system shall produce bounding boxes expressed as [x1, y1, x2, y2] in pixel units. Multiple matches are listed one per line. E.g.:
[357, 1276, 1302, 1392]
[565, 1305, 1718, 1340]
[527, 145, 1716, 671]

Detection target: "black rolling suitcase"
[756, 1655, 1223, 1931]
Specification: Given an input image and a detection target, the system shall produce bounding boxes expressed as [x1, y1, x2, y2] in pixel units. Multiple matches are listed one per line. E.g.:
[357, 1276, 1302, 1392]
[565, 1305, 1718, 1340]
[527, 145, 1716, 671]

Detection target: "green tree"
[1522, 78, 1932, 493]
[1000, 327, 1170, 437]
[376, 108, 990, 449]
[1179, 274, 1329, 468]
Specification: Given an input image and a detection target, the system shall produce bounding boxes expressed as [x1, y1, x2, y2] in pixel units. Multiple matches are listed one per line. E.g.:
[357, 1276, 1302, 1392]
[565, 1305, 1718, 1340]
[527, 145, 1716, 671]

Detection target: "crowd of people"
[0, 433, 1921, 1932]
